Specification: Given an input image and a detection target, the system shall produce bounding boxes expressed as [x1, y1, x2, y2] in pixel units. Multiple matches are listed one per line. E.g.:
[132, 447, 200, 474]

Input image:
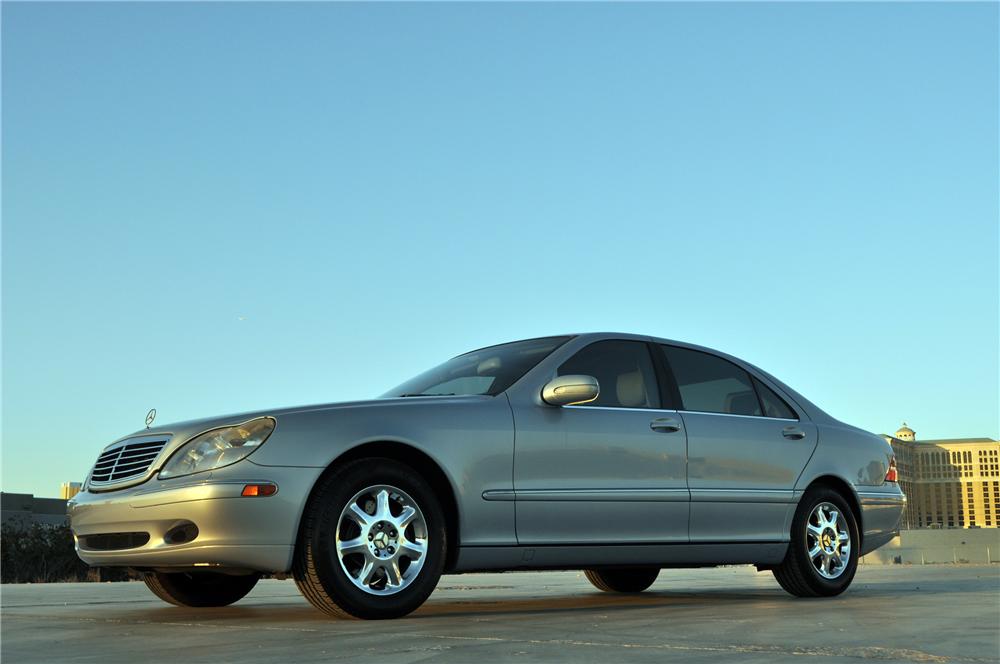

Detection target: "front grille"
[89, 437, 168, 488]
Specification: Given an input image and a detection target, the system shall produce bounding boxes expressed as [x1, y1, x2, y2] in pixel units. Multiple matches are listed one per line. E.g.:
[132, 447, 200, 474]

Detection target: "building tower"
[60, 482, 82, 500]
[885, 422, 1000, 529]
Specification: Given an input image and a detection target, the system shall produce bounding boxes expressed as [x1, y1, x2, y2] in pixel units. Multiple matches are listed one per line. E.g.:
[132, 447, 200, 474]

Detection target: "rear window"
[753, 376, 797, 419]
[659, 345, 761, 416]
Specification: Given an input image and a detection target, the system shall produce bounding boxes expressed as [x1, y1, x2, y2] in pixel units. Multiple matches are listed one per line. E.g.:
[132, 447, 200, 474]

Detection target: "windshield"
[384, 336, 572, 398]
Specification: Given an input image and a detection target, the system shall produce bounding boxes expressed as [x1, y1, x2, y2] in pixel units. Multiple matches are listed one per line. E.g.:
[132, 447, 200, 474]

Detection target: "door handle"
[782, 426, 806, 440]
[650, 418, 681, 433]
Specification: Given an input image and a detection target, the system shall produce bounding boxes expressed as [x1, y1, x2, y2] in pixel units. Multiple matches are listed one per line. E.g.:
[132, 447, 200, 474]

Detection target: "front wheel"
[772, 487, 859, 597]
[143, 571, 259, 607]
[293, 458, 447, 619]
[584, 567, 659, 593]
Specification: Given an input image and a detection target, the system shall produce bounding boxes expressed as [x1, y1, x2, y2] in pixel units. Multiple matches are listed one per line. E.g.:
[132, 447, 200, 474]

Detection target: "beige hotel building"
[883, 423, 1000, 529]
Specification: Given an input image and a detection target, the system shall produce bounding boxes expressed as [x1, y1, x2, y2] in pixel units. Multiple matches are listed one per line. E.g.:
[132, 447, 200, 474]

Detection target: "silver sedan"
[70, 333, 905, 618]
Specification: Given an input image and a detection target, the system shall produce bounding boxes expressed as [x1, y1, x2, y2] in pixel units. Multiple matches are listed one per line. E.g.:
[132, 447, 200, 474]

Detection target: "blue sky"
[3, 2, 997, 496]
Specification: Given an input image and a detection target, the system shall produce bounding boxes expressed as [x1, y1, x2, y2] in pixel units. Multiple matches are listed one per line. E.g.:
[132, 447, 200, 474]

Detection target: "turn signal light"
[241, 483, 278, 497]
[884, 457, 898, 483]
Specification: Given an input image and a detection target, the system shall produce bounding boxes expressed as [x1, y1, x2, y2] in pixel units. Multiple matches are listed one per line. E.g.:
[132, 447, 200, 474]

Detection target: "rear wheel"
[772, 487, 859, 597]
[584, 567, 659, 593]
[293, 457, 446, 619]
[143, 571, 259, 607]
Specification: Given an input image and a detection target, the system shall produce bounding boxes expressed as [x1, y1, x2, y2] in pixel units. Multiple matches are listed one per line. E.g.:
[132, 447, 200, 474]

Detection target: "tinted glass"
[386, 336, 571, 397]
[753, 376, 797, 419]
[558, 340, 659, 408]
[660, 345, 761, 416]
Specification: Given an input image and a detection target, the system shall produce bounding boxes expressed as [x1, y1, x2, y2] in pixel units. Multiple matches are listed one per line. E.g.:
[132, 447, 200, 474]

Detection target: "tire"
[772, 486, 860, 597]
[584, 567, 659, 593]
[143, 571, 259, 607]
[293, 457, 447, 619]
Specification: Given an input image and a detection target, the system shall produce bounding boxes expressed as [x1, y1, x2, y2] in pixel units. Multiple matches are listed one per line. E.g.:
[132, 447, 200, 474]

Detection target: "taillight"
[885, 456, 898, 483]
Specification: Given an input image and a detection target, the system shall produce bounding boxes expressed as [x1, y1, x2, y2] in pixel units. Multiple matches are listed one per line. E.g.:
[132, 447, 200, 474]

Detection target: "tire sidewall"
[149, 571, 259, 607]
[302, 458, 446, 618]
[586, 567, 659, 593]
[792, 488, 860, 595]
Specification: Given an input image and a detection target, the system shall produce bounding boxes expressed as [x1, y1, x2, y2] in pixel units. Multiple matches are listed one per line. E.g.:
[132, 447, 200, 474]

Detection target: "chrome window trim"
[679, 410, 799, 423]
[563, 405, 680, 414]
[562, 405, 798, 422]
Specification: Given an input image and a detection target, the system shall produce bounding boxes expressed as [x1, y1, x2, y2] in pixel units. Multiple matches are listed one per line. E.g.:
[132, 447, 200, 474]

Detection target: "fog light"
[241, 483, 277, 497]
[164, 523, 199, 545]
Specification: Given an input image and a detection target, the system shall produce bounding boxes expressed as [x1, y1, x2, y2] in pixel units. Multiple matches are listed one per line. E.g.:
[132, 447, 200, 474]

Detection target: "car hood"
[106, 394, 494, 451]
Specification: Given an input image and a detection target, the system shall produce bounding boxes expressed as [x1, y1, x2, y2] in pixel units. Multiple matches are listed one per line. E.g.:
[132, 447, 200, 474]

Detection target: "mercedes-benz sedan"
[70, 333, 904, 618]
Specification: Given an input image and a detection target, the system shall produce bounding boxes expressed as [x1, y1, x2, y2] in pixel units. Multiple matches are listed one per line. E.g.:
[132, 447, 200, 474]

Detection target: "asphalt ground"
[2, 564, 998, 663]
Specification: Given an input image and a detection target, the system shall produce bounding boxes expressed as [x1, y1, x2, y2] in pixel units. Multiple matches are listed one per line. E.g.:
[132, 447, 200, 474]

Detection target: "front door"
[658, 344, 818, 542]
[512, 340, 689, 544]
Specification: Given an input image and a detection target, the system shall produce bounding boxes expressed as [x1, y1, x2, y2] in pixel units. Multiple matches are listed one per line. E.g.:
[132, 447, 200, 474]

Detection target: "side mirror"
[541, 375, 600, 407]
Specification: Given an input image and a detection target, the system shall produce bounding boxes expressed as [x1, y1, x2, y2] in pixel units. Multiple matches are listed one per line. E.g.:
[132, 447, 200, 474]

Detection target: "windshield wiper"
[398, 393, 457, 397]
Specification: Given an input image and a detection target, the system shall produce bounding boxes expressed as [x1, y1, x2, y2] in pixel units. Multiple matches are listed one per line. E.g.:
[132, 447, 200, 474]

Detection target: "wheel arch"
[293, 439, 462, 572]
[799, 474, 863, 547]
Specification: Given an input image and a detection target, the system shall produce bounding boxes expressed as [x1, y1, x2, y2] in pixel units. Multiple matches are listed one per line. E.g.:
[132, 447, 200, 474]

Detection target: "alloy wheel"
[335, 484, 428, 595]
[806, 501, 851, 579]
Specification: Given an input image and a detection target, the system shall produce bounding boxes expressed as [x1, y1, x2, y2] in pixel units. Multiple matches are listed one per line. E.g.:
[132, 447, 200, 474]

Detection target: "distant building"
[60, 482, 82, 500]
[883, 423, 1000, 529]
[0, 493, 69, 527]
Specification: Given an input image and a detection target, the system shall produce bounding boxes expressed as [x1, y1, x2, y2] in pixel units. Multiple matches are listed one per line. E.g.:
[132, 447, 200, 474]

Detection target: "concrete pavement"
[2, 564, 998, 663]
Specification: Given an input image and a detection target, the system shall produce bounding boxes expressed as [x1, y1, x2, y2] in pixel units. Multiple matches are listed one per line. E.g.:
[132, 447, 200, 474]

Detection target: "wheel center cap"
[372, 531, 389, 548]
[821, 529, 836, 551]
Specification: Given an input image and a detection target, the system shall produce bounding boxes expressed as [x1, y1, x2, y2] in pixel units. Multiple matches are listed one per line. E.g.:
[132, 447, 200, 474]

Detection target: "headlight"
[159, 417, 275, 479]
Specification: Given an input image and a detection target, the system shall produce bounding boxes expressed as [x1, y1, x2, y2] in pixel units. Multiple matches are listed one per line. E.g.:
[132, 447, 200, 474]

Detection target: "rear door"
[657, 345, 817, 542]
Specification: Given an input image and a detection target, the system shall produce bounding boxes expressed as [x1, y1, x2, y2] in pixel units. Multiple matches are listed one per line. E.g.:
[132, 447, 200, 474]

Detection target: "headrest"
[616, 371, 646, 408]
[727, 391, 758, 416]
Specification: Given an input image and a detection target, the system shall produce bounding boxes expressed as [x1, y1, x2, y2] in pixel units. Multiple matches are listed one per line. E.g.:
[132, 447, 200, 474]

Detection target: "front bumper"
[858, 485, 906, 556]
[69, 461, 323, 573]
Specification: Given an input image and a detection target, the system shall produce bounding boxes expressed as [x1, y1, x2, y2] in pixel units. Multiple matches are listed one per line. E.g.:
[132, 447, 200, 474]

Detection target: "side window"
[659, 345, 760, 416]
[558, 340, 660, 409]
[753, 377, 798, 420]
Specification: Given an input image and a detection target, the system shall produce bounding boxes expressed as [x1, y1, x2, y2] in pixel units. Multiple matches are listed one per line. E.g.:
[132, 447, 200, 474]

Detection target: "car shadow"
[112, 588, 804, 625]
[102, 572, 991, 625]
[410, 589, 788, 619]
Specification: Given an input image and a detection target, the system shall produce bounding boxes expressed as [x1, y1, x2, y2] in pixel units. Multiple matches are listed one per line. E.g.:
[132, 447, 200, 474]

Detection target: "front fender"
[249, 396, 517, 547]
